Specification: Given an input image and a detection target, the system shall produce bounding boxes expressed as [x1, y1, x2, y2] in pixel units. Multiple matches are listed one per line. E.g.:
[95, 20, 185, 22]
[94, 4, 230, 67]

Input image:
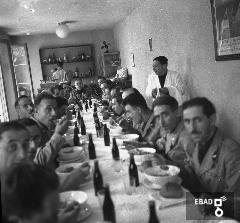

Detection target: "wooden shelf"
[41, 60, 93, 65]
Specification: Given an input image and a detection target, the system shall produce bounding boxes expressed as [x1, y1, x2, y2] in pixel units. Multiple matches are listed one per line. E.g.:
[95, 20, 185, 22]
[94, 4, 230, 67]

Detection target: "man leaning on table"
[151, 96, 187, 164]
[146, 56, 189, 105]
[181, 97, 240, 220]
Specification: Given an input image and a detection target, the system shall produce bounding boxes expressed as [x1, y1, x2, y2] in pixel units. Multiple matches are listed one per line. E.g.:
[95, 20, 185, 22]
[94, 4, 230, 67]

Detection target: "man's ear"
[209, 114, 216, 127]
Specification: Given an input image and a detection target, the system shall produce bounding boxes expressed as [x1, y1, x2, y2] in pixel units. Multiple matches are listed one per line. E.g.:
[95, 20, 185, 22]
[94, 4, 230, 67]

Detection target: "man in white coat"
[146, 56, 189, 105]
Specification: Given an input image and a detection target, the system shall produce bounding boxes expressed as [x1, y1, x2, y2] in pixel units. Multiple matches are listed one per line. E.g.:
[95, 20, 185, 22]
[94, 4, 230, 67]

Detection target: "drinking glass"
[122, 176, 136, 195]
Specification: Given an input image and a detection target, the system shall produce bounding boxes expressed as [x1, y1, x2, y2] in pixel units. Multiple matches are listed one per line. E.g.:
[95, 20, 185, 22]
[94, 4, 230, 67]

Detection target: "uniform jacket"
[183, 129, 240, 194]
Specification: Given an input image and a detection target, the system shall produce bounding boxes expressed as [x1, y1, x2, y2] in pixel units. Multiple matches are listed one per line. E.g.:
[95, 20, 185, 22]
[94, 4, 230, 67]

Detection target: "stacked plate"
[58, 146, 87, 165]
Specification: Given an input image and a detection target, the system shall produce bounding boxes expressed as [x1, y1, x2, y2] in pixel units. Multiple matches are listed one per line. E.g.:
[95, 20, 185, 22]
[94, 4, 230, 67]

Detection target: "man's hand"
[159, 87, 169, 96]
[186, 142, 200, 174]
[152, 88, 158, 98]
[55, 116, 69, 136]
[155, 137, 166, 152]
[60, 162, 90, 191]
[58, 201, 80, 223]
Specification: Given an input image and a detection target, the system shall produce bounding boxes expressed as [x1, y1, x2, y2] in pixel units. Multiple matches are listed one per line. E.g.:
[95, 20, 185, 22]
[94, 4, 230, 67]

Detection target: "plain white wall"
[114, 0, 240, 142]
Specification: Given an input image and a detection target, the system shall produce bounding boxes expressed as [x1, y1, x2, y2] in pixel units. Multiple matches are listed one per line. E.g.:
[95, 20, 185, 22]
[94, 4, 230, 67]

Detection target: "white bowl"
[129, 147, 155, 165]
[109, 127, 122, 135]
[56, 163, 82, 183]
[144, 165, 180, 187]
[117, 134, 139, 142]
[58, 146, 84, 161]
[59, 191, 88, 205]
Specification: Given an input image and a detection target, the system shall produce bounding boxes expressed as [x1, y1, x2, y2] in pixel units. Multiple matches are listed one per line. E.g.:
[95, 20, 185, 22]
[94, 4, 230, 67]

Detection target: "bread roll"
[160, 182, 183, 198]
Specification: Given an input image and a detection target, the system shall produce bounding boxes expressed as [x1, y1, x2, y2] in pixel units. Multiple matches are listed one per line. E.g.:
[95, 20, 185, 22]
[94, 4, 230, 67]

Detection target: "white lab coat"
[145, 70, 189, 105]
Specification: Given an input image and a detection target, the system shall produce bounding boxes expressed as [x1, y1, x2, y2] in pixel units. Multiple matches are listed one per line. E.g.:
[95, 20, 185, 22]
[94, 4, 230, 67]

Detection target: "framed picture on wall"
[210, 0, 240, 60]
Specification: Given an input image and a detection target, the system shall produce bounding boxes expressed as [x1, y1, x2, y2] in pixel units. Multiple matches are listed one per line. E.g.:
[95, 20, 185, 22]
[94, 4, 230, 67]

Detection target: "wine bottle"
[112, 138, 120, 160]
[93, 160, 103, 196]
[103, 124, 110, 146]
[74, 67, 79, 78]
[74, 121, 79, 134]
[89, 98, 92, 108]
[129, 153, 139, 187]
[77, 111, 81, 125]
[73, 123, 80, 146]
[95, 120, 101, 137]
[93, 103, 97, 113]
[102, 184, 116, 223]
[88, 133, 96, 159]
[80, 117, 86, 135]
[85, 101, 89, 112]
[72, 106, 76, 118]
[79, 101, 83, 112]
[148, 200, 160, 223]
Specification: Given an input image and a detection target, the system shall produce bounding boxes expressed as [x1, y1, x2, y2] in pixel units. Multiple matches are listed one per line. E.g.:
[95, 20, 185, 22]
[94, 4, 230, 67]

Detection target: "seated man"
[2, 162, 80, 223]
[122, 91, 155, 141]
[151, 96, 187, 164]
[15, 95, 34, 119]
[68, 79, 83, 104]
[31, 92, 68, 169]
[181, 97, 240, 220]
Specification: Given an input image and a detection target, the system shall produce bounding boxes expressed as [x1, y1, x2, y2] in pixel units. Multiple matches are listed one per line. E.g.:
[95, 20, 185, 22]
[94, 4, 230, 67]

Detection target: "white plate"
[57, 155, 86, 165]
[142, 177, 162, 190]
[59, 191, 88, 204]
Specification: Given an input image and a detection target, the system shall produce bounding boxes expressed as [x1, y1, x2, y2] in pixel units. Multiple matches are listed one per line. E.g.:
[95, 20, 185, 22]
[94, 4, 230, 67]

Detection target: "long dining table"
[63, 108, 237, 223]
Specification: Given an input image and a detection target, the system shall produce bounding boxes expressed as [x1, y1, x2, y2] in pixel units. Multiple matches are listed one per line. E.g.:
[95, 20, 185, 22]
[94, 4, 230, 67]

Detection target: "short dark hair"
[14, 95, 31, 108]
[34, 92, 56, 107]
[2, 162, 59, 220]
[56, 61, 63, 68]
[182, 97, 216, 118]
[55, 96, 68, 108]
[18, 118, 38, 128]
[123, 92, 148, 110]
[0, 121, 27, 139]
[152, 96, 178, 111]
[153, 56, 168, 65]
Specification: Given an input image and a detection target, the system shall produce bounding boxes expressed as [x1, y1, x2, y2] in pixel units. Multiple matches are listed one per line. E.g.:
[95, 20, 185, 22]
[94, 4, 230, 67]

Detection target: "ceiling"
[0, 0, 144, 36]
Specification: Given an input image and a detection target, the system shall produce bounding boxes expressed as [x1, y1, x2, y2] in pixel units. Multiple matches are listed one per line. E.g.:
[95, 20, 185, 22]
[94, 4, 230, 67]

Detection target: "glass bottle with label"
[103, 124, 110, 146]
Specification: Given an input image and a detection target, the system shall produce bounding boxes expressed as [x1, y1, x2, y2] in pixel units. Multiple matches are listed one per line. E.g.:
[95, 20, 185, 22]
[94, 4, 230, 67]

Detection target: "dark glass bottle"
[74, 67, 79, 78]
[73, 123, 80, 146]
[89, 99, 92, 108]
[93, 103, 97, 113]
[148, 200, 160, 223]
[72, 106, 76, 118]
[112, 138, 120, 160]
[85, 101, 89, 112]
[103, 124, 110, 146]
[74, 121, 79, 134]
[129, 153, 139, 187]
[79, 101, 83, 112]
[95, 120, 101, 137]
[103, 184, 116, 223]
[88, 134, 96, 159]
[80, 117, 86, 135]
[77, 111, 81, 125]
[93, 160, 103, 196]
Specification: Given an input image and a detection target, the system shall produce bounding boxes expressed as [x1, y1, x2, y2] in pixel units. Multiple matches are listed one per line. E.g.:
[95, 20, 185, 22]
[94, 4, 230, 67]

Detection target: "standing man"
[52, 61, 67, 83]
[146, 56, 189, 105]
